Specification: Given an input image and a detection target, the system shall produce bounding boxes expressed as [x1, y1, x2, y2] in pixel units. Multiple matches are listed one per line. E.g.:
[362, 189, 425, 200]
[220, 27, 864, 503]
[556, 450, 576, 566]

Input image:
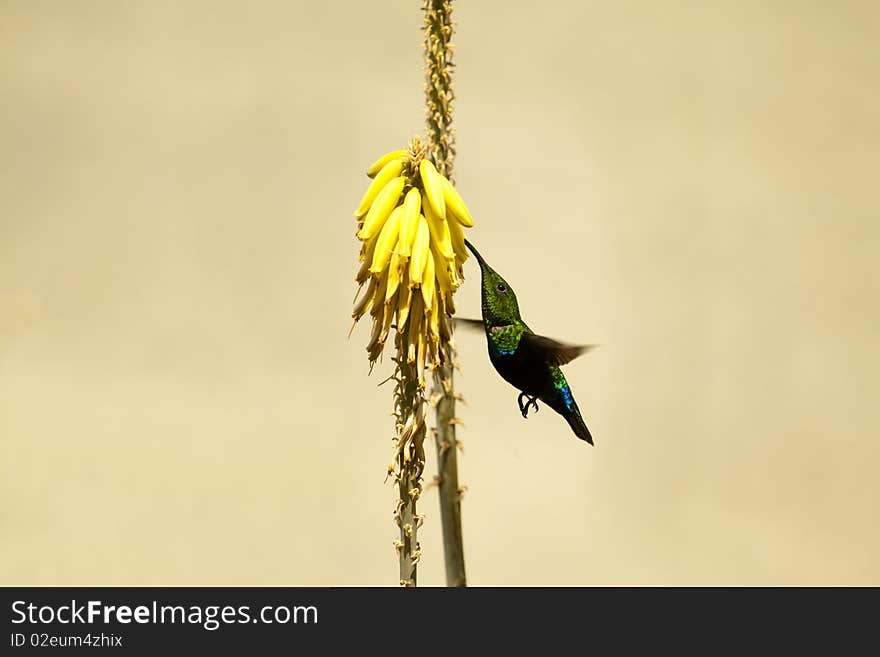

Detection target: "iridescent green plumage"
[462, 240, 595, 444]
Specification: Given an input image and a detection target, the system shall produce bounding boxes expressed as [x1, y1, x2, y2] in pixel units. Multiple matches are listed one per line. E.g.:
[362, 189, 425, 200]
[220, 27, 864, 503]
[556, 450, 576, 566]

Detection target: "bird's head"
[465, 239, 522, 326]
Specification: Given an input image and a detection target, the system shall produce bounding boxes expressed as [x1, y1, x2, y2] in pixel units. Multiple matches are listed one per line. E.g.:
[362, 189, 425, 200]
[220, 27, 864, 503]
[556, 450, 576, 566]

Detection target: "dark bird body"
[461, 240, 595, 444]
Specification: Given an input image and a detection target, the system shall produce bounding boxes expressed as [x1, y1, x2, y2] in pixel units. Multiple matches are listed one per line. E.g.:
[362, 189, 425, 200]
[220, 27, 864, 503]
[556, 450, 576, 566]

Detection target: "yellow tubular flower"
[371, 205, 404, 274]
[422, 201, 454, 260]
[366, 149, 408, 178]
[355, 158, 404, 218]
[396, 268, 413, 331]
[370, 267, 389, 320]
[385, 252, 403, 302]
[408, 215, 430, 286]
[397, 188, 422, 258]
[430, 241, 454, 293]
[359, 176, 405, 241]
[418, 159, 446, 219]
[420, 249, 436, 313]
[447, 216, 468, 269]
[442, 177, 474, 227]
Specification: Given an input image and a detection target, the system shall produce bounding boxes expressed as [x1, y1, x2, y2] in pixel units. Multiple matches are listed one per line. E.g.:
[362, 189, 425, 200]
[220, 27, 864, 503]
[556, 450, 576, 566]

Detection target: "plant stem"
[396, 448, 420, 586]
[393, 356, 425, 587]
[433, 357, 466, 586]
[424, 0, 467, 588]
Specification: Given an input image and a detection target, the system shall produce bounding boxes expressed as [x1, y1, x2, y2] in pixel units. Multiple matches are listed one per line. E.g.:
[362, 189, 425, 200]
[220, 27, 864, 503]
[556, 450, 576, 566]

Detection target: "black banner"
[1, 587, 873, 652]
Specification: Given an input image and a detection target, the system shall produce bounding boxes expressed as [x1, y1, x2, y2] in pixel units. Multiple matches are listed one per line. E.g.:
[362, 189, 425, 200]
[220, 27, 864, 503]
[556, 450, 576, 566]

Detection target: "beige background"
[1, 1, 878, 585]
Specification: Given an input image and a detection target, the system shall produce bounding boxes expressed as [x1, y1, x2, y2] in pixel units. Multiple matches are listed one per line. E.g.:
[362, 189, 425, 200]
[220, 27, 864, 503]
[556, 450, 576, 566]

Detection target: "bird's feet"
[517, 392, 540, 419]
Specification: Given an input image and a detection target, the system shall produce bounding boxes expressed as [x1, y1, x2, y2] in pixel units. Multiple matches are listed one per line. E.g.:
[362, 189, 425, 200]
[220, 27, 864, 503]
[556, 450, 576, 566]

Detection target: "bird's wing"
[519, 333, 597, 367]
[453, 317, 484, 331]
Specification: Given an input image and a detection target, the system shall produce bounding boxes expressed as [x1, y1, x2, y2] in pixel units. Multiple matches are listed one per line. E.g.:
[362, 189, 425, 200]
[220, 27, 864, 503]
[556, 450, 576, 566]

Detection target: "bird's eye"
[496, 283, 507, 292]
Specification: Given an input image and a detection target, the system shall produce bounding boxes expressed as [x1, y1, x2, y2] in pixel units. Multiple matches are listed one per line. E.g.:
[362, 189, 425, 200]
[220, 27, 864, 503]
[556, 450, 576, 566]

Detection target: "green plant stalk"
[424, 0, 467, 588]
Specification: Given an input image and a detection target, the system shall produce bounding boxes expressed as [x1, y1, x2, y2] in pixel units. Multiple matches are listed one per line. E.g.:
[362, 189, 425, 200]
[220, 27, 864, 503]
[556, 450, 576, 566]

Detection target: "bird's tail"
[544, 387, 594, 445]
[565, 410, 593, 445]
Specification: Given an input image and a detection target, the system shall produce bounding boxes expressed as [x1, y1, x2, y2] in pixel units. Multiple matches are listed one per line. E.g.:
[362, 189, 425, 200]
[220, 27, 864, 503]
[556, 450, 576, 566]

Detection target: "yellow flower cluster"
[352, 137, 474, 386]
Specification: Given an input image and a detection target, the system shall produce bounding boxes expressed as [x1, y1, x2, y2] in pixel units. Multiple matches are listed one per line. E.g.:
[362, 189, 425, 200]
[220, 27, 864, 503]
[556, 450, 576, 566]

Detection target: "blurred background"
[1, 1, 878, 585]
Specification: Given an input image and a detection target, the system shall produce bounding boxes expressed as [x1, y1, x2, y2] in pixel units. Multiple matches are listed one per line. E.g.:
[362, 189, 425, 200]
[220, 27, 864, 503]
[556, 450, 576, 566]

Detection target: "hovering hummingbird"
[458, 239, 596, 444]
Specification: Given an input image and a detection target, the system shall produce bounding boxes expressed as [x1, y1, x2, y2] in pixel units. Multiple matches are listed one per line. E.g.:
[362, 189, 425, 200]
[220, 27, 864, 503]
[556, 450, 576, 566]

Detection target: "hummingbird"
[458, 239, 596, 444]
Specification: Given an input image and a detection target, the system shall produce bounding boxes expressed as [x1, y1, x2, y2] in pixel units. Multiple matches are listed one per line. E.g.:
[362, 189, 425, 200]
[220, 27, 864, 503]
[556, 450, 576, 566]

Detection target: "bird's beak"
[464, 239, 488, 269]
